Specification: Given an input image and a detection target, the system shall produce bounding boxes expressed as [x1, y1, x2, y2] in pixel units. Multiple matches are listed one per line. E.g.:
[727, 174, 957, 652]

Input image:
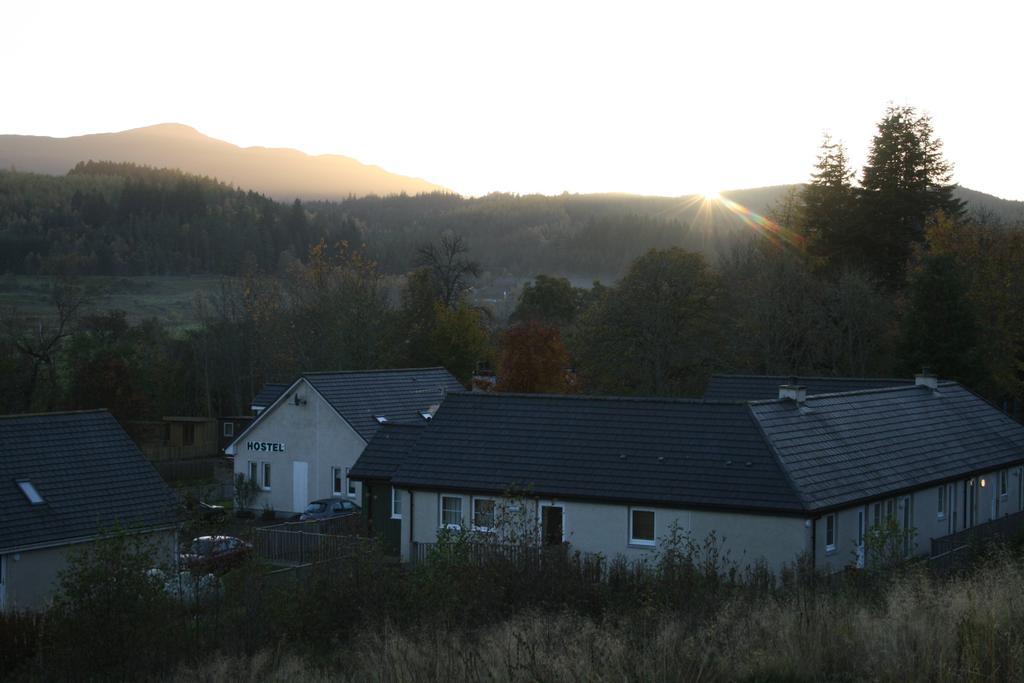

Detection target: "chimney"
[915, 368, 938, 390]
[778, 384, 807, 404]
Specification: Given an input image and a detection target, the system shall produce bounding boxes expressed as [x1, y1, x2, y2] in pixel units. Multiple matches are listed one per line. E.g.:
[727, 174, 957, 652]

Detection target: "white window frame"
[248, 460, 258, 484]
[628, 507, 656, 547]
[439, 495, 463, 529]
[391, 487, 403, 520]
[937, 485, 946, 519]
[261, 462, 272, 491]
[331, 467, 344, 497]
[223, 421, 234, 438]
[345, 467, 356, 497]
[825, 513, 837, 553]
[471, 496, 497, 532]
[1000, 470, 1009, 497]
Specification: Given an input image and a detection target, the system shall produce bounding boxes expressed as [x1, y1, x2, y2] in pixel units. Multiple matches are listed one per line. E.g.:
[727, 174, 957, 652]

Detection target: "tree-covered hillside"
[2, 159, 1019, 281]
[0, 162, 361, 276]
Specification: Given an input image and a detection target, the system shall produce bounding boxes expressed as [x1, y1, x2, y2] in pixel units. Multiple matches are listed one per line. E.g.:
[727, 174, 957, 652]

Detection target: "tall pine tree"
[801, 133, 856, 270]
[859, 105, 965, 287]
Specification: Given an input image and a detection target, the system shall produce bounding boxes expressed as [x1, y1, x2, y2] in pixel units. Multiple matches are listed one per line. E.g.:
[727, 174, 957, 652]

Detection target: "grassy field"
[168, 553, 1024, 682]
[0, 274, 225, 326]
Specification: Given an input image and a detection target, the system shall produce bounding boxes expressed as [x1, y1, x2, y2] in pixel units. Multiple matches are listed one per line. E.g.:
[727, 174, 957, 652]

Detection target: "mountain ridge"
[0, 124, 445, 200]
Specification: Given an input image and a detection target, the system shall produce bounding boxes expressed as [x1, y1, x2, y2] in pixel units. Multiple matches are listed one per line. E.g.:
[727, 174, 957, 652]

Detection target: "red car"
[180, 535, 252, 573]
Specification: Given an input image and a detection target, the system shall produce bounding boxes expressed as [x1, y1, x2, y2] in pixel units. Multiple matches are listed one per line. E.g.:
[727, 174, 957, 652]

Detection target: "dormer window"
[18, 480, 44, 505]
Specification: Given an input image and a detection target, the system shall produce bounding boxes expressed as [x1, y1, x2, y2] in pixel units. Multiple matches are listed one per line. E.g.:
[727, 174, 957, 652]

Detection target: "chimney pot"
[778, 384, 807, 403]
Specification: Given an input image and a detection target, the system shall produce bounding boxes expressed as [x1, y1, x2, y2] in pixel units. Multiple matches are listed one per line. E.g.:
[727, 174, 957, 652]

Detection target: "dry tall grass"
[171, 554, 1024, 682]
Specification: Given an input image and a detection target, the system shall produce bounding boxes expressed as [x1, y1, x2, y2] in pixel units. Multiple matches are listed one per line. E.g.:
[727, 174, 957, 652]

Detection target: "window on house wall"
[1000, 470, 1008, 497]
[886, 499, 895, 520]
[345, 467, 356, 497]
[825, 514, 836, 552]
[223, 422, 234, 438]
[901, 496, 913, 556]
[441, 495, 462, 528]
[472, 497, 496, 531]
[873, 502, 882, 527]
[629, 508, 655, 546]
[1019, 467, 1023, 511]
[332, 467, 343, 496]
[857, 510, 864, 546]
[950, 483, 958, 533]
[262, 462, 272, 491]
[183, 422, 195, 446]
[248, 461, 258, 483]
[937, 485, 946, 519]
[391, 487, 402, 519]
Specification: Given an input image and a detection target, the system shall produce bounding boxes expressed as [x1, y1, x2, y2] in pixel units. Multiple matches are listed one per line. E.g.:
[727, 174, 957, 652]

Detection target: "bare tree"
[415, 233, 481, 308]
[6, 279, 90, 411]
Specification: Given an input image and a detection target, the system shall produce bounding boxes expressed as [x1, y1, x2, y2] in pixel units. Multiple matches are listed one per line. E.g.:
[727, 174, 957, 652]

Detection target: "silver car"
[299, 498, 360, 521]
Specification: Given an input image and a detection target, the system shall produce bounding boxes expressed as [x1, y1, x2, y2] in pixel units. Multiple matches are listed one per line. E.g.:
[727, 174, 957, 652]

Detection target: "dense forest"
[4, 156, 1017, 282]
[1, 105, 1022, 422]
[0, 161, 735, 280]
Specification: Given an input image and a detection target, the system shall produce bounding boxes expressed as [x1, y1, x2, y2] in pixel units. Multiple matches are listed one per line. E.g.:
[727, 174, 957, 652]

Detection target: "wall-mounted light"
[980, 479, 987, 488]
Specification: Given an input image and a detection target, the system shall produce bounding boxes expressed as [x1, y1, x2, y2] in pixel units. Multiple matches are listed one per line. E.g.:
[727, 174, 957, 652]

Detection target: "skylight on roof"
[17, 480, 44, 505]
[375, 416, 388, 424]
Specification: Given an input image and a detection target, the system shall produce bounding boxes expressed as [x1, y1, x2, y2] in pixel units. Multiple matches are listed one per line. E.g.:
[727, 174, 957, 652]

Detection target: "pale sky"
[2, 0, 1022, 200]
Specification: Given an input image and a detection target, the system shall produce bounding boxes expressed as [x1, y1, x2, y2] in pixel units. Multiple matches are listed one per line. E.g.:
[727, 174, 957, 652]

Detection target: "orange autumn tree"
[496, 321, 572, 394]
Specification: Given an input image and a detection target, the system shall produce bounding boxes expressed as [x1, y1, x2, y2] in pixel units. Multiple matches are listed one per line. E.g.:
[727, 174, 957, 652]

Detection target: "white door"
[292, 461, 309, 513]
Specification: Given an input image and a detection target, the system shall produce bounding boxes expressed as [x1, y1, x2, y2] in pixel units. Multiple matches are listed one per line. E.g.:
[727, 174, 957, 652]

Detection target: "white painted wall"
[232, 379, 366, 515]
[406, 490, 809, 574]
[813, 466, 1024, 573]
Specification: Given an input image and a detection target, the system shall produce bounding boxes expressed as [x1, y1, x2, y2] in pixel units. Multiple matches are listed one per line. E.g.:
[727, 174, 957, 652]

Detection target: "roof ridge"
[302, 366, 448, 377]
[710, 373, 915, 383]
[0, 409, 110, 421]
[747, 382, 954, 405]
[446, 390, 750, 406]
[743, 402, 809, 510]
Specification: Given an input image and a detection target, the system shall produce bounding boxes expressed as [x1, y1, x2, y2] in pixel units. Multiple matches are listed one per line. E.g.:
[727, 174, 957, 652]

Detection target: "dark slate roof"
[304, 367, 463, 442]
[0, 411, 180, 553]
[349, 423, 426, 482]
[251, 383, 290, 411]
[391, 392, 806, 514]
[704, 375, 913, 401]
[750, 383, 1024, 511]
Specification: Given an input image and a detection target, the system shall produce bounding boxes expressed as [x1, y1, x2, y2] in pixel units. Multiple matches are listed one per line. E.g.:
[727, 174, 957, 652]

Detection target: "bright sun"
[701, 189, 722, 201]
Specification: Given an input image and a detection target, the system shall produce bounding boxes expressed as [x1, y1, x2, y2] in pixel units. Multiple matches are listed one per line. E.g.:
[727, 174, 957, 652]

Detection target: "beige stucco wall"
[2, 530, 177, 612]
[232, 379, 366, 515]
[405, 490, 809, 574]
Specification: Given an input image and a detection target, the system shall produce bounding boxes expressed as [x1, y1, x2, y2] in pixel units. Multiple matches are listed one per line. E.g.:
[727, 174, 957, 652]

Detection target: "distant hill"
[714, 184, 1024, 226]
[0, 123, 445, 200]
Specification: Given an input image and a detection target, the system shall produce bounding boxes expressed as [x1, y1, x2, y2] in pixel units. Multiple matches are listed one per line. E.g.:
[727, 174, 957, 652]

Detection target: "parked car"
[180, 535, 252, 573]
[299, 498, 360, 521]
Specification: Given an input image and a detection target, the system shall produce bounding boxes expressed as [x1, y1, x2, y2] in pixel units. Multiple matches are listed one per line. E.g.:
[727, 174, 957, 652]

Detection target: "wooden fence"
[253, 517, 368, 565]
[929, 510, 1024, 574]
